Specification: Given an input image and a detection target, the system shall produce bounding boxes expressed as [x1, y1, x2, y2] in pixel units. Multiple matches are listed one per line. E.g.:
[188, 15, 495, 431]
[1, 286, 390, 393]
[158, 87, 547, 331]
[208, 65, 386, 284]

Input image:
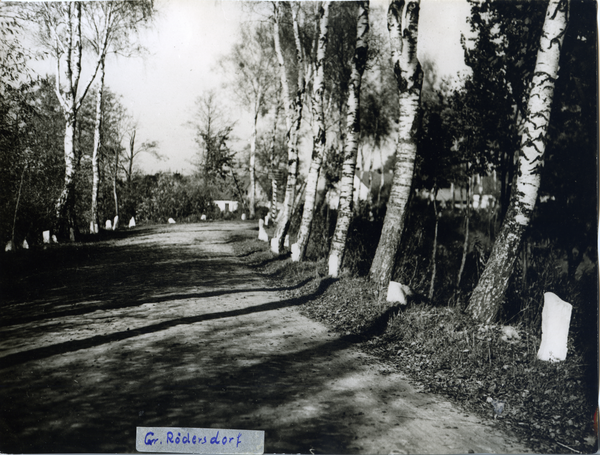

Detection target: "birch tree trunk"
[293, 1, 331, 262]
[466, 0, 570, 324]
[327, 1, 370, 277]
[54, 3, 83, 238]
[90, 58, 106, 234]
[128, 130, 135, 188]
[369, 0, 422, 286]
[269, 101, 280, 221]
[55, 112, 78, 236]
[113, 144, 119, 222]
[272, 2, 305, 254]
[249, 103, 260, 219]
[457, 174, 471, 289]
[428, 187, 439, 301]
[45, 3, 104, 238]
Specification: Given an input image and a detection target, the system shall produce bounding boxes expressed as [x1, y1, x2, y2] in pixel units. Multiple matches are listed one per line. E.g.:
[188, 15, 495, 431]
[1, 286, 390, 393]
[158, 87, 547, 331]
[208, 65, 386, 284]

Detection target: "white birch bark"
[269, 102, 280, 221]
[328, 1, 370, 277]
[41, 3, 104, 238]
[467, 0, 570, 323]
[113, 139, 119, 221]
[293, 1, 331, 262]
[272, 2, 305, 254]
[90, 58, 106, 234]
[369, 0, 422, 286]
[54, 3, 83, 237]
[249, 107, 258, 219]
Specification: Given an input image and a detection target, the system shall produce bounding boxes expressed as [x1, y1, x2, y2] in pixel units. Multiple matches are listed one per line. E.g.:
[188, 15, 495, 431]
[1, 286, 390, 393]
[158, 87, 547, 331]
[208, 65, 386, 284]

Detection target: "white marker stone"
[386, 281, 412, 305]
[200, 214, 207, 221]
[51, 235, 58, 243]
[129, 217, 136, 228]
[270, 237, 280, 254]
[258, 220, 269, 242]
[241, 213, 246, 221]
[105, 219, 112, 229]
[168, 218, 176, 224]
[537, 292, 573, 362]
[291, 243, 300, 262]
[5, 240, 13, 252]
[43, 230, 50, 244]
[501, 325, 521, 342]
[264, 214, 270, 226]
[22, 239, 29, 249]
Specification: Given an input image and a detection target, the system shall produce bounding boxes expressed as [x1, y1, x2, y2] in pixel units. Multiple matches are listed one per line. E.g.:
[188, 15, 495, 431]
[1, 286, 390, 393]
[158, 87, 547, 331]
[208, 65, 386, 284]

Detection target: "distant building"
[213, 200, 239, 212]
[212, 182, 240, 213]
[418, 174, 499, 209]
[325, 170, 394, 209]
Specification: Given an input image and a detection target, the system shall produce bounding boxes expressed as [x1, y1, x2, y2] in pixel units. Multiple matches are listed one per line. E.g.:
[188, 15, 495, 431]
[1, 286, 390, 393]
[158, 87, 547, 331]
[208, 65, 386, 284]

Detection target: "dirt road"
[0, 222, 530, 453]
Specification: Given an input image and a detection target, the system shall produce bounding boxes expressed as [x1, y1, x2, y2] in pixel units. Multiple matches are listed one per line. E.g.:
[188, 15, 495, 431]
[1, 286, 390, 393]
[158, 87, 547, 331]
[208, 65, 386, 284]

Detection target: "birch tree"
[292, 1, 331, 262]
[271, 2, 307, 254]
[369, 0, 423, 286]
[327, 2, 370, 276]
[87, 1, 154, 233]
[31, 3, 104, 238]
[466, 0, 570, 323]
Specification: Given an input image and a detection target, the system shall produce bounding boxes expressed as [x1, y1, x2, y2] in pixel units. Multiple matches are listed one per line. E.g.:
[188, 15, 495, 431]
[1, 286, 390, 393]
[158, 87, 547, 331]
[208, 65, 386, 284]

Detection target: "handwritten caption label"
[136, 427, 264, 454]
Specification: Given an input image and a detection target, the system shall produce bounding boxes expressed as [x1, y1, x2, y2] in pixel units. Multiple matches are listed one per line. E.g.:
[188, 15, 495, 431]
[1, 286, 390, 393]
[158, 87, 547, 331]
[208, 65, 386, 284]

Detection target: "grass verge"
[233, 235, 598, 455]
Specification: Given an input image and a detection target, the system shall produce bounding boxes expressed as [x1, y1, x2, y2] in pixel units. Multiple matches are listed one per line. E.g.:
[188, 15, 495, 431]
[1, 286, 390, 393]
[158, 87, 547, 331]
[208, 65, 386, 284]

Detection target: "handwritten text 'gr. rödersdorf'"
[136, 427, 264, 454]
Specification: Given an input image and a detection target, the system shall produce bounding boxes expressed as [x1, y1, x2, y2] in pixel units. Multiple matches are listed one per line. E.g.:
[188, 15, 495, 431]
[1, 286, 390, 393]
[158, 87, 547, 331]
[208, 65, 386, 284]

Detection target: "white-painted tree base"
[129, 217, 136, 228]
[113, 216, 119, 230]
[328, 254, 339, 277]
[537, 292, 572, 362]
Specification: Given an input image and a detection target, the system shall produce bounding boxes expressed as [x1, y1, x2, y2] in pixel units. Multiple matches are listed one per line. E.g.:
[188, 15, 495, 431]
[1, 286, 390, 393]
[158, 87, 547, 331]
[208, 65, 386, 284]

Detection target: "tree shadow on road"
[0, 224, 405, 454]
[0, 309, 407, 454]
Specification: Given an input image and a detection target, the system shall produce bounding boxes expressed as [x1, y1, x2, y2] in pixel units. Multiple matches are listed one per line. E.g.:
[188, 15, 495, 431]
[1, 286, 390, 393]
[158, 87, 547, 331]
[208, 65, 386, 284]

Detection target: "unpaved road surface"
[0, 222, 530, 454]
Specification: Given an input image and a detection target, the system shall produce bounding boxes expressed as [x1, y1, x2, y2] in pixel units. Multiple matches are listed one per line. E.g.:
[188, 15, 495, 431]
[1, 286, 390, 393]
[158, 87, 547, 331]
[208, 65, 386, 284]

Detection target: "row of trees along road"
[220, 0, 594, 325]
[2, 1, 157, 240]
[1, 1, 162, 244]
[1, 0, 596, 327]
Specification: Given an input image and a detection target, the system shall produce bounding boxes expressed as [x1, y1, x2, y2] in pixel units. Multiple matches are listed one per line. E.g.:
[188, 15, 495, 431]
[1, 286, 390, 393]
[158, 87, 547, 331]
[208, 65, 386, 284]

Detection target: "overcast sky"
[31, 0, 471, 175]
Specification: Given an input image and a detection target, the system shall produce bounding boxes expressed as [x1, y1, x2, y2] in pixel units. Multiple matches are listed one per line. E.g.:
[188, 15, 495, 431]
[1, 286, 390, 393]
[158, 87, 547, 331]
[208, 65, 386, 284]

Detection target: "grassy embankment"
[233, 228, 598, 455]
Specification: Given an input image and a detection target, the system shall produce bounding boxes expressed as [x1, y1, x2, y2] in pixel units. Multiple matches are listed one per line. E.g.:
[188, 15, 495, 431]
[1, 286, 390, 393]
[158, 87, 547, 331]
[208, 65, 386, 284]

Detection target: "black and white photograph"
[0, 0, 598, 453]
